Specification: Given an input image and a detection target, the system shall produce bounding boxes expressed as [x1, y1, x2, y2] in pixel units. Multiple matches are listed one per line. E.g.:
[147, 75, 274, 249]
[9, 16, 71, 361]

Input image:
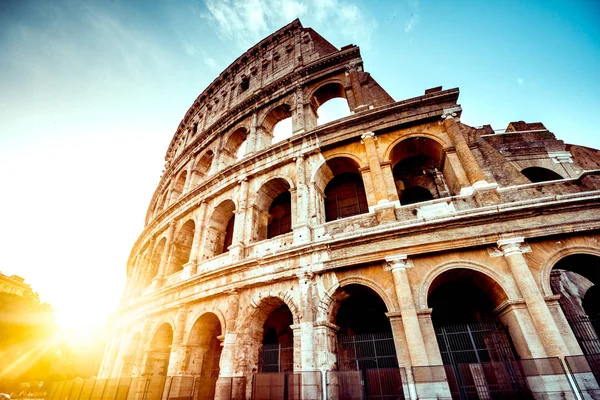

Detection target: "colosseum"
[94, 19, 600, 400]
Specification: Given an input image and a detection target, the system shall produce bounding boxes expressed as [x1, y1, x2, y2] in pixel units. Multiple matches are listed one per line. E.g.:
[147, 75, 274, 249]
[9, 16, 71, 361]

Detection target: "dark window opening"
[324, 173, 369, 222]
[240, 76, 250, 92]
[222, 215, 235, 252]
[267, 191, 292, 238]
[400, 186, 434, 205]
[521, 166, 563, 183]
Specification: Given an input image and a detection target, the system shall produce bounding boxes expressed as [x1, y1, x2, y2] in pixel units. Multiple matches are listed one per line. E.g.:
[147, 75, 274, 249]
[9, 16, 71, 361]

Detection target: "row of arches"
[118, 252, 599, 399]
[152, 82, 353, 220]
[135, 138, 572, 288]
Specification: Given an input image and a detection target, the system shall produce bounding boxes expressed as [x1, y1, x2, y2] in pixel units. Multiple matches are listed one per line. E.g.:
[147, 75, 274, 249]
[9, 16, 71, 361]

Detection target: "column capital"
[384, 254, 412, 271]
[296, 271, 314, 283]
[360, 131, 376, 142]
[497, 237, 526, 255]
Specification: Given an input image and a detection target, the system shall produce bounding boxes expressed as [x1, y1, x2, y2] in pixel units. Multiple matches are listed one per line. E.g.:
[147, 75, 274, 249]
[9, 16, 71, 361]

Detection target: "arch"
[521, 166, 564, 183]
[184, 312, 223, 378]
[223, 126, 249, 162]
[146, 237, 167, 286]
[418, 261, 517, 310]
[323, 276, 397, 323]
[204, 199, 236, 258]
[144, 322, 174, 376]
[383, 132, 448, 163]
[309, 81, 351, 125]
[192, 149, 214, 184]
[185, 309, 227, 343]
[171, 169, 188, 201]
[427, 267, 510, 325]
[389, 136, 449, 205]
[252, 178, 292, 242]
[168, 219, 195, 275]
[322, 157, 369, 221]
[540, 246, 600, 296]
[261, 103, 293, 135]
[237, 294, 300, 374]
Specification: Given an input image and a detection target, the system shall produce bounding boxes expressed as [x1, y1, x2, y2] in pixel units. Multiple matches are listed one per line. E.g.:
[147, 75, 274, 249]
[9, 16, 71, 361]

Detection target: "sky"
[0, 0, 599, 332]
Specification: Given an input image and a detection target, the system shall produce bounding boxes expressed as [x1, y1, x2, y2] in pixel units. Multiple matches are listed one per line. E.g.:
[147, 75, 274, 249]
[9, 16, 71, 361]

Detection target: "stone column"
[292, 85, 307, 134]
[361, 132, 389, 205]
[347, 62, 367, 111]
[167, 306, 188, 376]
[215, 291, 241, 400]
[293, 155, 311, 244]
[245, 112, 259, 154]
[229, 178, 249, 260]
[442, 114, 486, 188]
[152, 222, 176, 288]
[385, 255, 429, 367]
[186, 201, 208, 274]
[298, 272, 317, 371]
[496, 237, 567, 357]
[182, 156, 196, 193]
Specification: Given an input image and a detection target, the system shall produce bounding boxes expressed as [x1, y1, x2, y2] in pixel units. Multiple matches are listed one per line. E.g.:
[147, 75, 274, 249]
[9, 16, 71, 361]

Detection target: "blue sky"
[0, 0, 598, 329]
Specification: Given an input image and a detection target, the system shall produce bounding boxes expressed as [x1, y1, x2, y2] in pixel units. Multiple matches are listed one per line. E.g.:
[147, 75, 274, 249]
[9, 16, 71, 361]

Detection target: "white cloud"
[202, 0, 376, 50]
[183, 41, 198, 56]
[404, 0, 420, 34]
[404, 14, 419, 33]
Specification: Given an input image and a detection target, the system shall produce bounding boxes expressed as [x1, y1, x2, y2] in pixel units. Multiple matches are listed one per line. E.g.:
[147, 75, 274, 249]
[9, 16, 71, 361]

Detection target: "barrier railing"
[412, 357, 577, 399]
[326, 368, 409, 400]
[44, 377, 242, 400]
[252, 371, 322, 400]
[565, 354, 600, 399]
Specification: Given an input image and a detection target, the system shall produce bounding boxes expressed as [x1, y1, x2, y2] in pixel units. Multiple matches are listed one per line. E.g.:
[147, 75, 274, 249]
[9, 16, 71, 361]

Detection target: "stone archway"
[550, 254, 600, 362]
[427, 268, 527, 398]
[389, 137, 449, 205]
[144, 323, 173, 377]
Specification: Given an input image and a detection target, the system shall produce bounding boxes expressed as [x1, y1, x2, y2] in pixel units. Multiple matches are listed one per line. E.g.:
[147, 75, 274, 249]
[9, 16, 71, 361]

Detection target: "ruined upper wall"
[164, 19, 360, 164]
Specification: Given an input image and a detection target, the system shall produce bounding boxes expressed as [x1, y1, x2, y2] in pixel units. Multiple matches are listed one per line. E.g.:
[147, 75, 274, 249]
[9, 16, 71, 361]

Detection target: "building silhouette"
[97, 20, 600, 399]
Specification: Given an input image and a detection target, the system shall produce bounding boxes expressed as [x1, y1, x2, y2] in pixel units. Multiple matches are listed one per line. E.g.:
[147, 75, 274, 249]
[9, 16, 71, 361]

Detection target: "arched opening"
[144, 324, 173, 377]
[223, 127, 248, 163]
[252, 178, 292, 242]
[192, 150, 214, 185]
[333, 284, 403, 398]
[322, 157, 369, 222]
[390, 137, 449, 205]
[204, 200, 236, 258]
[155, 190, 168, 216]
[147, 238, 166, 287]
[521, 167, 564, 183]
[264, 104, 293, 145]
[311, 82, 351, 125]
[428, 269, 525, 398]
[171, 170, 188, 203]
[121, 333, 140, 377]
[259, 305, 294, 372]
[185, 313, 222, 398]
[168, 220, 195, 275]
[551, 254, 600, 363]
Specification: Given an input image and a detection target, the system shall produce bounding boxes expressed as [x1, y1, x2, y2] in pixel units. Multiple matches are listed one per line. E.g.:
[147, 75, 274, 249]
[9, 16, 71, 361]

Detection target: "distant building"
[0, 272, 33, 297]
[98, 19, 600, 399]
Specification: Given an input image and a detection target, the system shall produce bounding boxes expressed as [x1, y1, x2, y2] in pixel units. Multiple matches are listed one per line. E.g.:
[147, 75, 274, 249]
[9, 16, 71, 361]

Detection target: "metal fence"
[326, 368, 409, 400]
[412, 357, 578, 400]
[45, 377, 244, 400]
[251, 371, 322, 400]
[565, 354, 600, 399]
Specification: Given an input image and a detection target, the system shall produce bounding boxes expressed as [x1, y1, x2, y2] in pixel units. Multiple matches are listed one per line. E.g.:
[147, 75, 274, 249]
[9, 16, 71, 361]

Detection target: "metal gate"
[434, 322, 529, 399]
[566, 314, 600, 385]
[259, 343, 294, 372]
[336, 332, 406, 400]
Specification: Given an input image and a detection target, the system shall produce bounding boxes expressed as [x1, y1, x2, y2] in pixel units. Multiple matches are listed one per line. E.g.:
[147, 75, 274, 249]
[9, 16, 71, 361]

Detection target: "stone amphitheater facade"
[98, 20, 600, 399]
